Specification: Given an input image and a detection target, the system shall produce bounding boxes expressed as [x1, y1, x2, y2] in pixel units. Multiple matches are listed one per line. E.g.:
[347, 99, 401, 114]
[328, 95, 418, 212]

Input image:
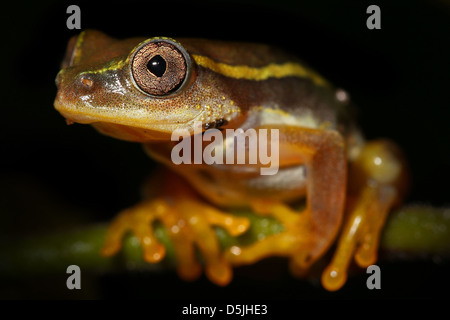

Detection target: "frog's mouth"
[54, 97, 204, 142]
[91, 121, 176, 141]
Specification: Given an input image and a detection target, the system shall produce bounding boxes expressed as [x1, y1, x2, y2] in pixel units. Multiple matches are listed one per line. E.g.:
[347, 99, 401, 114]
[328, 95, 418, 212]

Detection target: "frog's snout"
[55, 69, 95, 97]
[54, 68, 94, 119]
[55, 70, 63, 88]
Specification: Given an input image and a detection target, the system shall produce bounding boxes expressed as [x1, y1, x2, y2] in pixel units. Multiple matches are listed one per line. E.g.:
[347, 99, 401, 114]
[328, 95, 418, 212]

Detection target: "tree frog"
[54, 30, 408, 291]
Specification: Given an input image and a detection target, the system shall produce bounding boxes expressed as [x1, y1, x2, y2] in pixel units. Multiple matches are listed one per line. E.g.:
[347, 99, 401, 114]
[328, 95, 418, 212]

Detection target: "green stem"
[1, 205, 449, 277]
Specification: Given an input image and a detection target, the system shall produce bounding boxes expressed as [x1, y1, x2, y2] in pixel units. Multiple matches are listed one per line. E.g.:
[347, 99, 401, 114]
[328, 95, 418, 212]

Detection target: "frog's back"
[170, 39, 364, 193]
[177, 38, 358, 139]
[179, 38, 301, 67]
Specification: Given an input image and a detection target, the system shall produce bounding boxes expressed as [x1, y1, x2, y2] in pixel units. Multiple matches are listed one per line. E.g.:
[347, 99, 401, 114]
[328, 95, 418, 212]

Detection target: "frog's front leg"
[225, 126, 347, 275]
[322, 140, 408, 291]
[101, 171, 250, 286]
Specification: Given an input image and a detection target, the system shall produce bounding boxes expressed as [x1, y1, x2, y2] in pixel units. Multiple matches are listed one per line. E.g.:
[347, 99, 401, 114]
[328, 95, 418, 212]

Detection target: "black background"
[0, 0, 449, 300]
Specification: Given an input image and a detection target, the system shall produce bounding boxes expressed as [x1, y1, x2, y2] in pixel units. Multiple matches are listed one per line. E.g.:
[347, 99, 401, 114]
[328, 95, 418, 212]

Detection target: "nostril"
[80, 75, 94, 88]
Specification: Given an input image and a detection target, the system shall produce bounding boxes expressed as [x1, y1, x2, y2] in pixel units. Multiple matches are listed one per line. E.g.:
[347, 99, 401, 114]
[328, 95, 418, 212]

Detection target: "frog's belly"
[181, 164, 307, 207]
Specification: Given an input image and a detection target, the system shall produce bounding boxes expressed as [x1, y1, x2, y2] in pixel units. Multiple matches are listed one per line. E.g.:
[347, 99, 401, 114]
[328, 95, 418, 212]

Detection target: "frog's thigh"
[227, 126, 347, 271]
[322, 140, 408, 291]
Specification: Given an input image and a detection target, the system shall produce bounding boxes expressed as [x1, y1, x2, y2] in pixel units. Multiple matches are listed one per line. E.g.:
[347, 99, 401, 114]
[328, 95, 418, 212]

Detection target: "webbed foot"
[101, 197, 249, 286]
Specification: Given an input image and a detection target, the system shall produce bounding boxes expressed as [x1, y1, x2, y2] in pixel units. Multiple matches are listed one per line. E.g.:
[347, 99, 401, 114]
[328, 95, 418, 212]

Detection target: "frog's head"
[54, 30, 240, 142]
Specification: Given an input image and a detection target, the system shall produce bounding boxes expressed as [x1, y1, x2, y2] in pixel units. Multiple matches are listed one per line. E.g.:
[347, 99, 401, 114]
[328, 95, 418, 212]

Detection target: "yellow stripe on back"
[72, 30, 86, 65]
[192, 54, 328, 86]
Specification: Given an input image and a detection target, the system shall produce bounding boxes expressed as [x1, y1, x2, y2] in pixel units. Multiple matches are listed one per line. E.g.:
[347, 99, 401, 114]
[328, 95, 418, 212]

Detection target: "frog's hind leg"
[322, 140, 409, 291]
[101, 171, 250, 286]
[225, 126, 347, 276]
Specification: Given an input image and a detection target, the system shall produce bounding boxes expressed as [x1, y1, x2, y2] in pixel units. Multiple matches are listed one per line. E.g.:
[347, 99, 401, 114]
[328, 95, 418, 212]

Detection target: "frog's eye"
[131, 39, 190, 96]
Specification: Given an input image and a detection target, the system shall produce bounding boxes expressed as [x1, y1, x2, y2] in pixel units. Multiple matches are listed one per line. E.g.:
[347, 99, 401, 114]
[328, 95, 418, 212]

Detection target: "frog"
[54, 30, 409, 291]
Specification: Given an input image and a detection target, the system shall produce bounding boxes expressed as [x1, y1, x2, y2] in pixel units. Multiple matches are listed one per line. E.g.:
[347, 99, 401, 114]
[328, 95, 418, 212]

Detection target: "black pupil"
[147, 55, 166, 77]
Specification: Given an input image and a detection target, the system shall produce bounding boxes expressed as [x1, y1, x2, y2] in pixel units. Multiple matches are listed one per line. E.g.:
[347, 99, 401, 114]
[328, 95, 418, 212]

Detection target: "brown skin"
[54, 30, 408, 290]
